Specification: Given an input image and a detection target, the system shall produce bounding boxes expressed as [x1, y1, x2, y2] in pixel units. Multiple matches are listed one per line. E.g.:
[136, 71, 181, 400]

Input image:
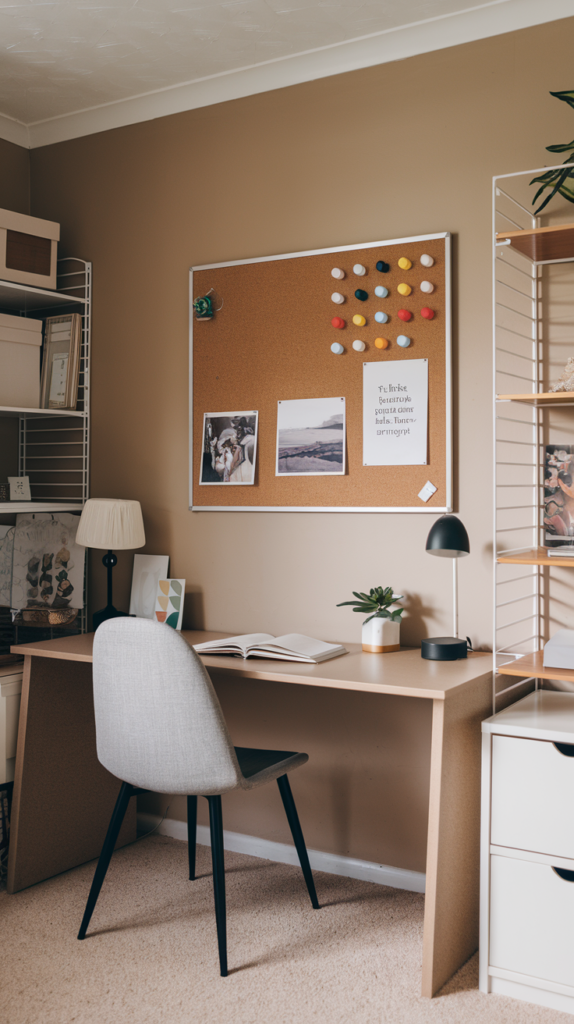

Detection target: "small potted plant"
[337, 586, 404, 653]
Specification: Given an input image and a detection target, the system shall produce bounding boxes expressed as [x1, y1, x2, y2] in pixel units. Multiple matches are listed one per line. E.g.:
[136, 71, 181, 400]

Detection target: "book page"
[270, 634, 343, 657]
[194, 633, 274, 651]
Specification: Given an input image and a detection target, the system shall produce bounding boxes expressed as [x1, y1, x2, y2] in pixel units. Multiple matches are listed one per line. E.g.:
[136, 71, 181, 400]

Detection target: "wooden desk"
[9, 630, 491, 998]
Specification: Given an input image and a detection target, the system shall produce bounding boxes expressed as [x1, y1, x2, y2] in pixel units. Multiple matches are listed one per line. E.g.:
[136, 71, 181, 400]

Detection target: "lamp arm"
[102, 550, 118, 610]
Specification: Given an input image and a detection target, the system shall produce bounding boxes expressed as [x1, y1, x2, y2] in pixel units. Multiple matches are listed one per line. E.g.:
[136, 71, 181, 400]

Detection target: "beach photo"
[276, 397, 346, 476]
[199, 411, 258, 485]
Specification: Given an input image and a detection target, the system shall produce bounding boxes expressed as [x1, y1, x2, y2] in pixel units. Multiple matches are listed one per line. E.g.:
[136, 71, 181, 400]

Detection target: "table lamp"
[76, 498, 146, 630]
[422, 514, 470, 661]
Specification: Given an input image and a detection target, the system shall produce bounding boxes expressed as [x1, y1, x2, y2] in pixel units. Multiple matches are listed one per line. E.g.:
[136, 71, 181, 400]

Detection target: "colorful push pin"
[331, 316, 346, 329]
[352, 339, 366, 352]
[375, 337, 389, 349]
[374, 311, 388, 323]
[355, 289, 368, 301]
[420, 254, 434, 268]
[352, 314, 366, 327]
[397, 335, 411, 348]
[398, 257, 412, 270]
[374, 285, 388, 298]
[398, 309, 412, 322]
[353, 264, 366, 276]
[376, 261, 390, 273]
[331, 267, 345, 279]
[397, 283, 412, 297]
[331, 292, 345, 304]
[420, 280, 435, 294]
[331, 342, 344, 354]
[421, 307, 435, 320]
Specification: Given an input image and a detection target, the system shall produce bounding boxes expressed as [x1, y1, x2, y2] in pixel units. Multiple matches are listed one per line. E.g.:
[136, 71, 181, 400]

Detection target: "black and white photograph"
[199, 411, 258, 485]
[276, 397, 346, 476]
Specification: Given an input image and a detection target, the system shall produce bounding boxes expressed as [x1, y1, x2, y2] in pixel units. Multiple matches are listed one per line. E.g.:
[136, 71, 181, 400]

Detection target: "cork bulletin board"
[189, 232, 451, 511]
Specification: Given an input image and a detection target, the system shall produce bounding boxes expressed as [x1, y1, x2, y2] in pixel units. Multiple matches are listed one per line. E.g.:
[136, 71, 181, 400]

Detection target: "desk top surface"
[11, 629, 491, 701]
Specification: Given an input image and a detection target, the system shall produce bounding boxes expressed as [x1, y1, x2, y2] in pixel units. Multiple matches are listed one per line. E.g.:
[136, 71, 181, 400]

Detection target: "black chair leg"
[187, 795, 197, 880]
[277, 774, 319, 909]
[206, 795, 228, 977]
[78, 781, 133, 940]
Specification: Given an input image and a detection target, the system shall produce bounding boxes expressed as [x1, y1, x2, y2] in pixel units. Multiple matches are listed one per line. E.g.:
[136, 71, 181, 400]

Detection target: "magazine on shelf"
[544, 444, 574, 549]
[193, 632, 347, 664]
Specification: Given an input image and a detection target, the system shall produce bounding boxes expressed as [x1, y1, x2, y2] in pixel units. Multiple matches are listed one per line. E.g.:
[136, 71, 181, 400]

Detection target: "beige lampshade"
[76, 498, 146, 550]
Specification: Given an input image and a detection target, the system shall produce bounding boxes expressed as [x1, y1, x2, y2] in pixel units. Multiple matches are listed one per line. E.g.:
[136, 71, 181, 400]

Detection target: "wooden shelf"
[0, 278, 85, 312]
[0, 406, 86, 419]
[0, 502, 83, 513]
[496, 223, 574, 263]
[498, 650, 574, 684]
[496, 392, 574, 406]
[497, 547, 574, 567]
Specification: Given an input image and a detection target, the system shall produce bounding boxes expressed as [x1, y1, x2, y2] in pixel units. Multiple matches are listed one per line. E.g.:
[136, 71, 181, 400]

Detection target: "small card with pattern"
[154, 578, 185, 630]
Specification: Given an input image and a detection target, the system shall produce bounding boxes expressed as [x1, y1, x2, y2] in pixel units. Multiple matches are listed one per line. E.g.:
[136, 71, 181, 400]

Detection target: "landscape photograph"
[276, 397, 346, 476]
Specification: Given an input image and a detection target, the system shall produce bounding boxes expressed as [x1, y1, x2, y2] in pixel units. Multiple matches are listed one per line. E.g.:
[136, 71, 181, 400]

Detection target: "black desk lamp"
[76, 498, 146, 630]
[422, 514, 471, 661]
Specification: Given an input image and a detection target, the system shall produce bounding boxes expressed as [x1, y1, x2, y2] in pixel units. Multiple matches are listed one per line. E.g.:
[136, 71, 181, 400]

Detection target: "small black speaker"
[421, 636, 469, 661]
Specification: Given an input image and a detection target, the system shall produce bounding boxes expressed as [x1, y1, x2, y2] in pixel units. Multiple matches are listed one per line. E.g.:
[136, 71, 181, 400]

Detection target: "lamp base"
[92, 605, 130, 632]
[421, 637, 468, 661]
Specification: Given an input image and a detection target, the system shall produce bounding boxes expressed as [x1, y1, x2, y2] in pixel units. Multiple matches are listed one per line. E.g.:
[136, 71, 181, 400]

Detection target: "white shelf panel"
[0, 278, 86, 312]
[0, 406, 86, 419]
[0, 502, 83, 513]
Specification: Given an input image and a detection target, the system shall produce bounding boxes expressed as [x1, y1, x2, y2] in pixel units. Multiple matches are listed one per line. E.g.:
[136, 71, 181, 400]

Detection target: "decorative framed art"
[40, 313, 82, 410]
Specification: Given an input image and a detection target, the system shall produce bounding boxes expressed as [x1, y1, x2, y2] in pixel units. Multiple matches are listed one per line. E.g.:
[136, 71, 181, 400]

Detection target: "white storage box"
[543, 629, 574, 670]
[0, 207, 59, 290]
[0, 312, 43, 408]
[0, 664, 23, 785]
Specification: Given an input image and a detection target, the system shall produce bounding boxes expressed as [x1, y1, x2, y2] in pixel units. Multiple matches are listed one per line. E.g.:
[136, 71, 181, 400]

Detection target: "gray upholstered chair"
[77, 617, 319, 975]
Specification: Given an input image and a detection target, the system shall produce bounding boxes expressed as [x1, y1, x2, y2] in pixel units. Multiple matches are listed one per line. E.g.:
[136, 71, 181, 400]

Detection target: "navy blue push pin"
[376, 261, 390, 273]
[355, 289, 368, 301]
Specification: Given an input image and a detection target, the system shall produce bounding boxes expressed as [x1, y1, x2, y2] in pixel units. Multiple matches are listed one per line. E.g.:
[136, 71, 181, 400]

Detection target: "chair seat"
[235, 746, 308, 789]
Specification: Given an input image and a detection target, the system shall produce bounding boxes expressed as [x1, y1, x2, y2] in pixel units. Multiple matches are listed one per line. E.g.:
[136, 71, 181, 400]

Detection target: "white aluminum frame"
[189, 232, 452, 512]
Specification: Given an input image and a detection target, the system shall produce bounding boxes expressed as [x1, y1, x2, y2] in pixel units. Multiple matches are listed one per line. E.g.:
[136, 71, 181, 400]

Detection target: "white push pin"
[374, 311, 388, 323]
[352, 339, 365, 352]
[331, 268, 345, 280]
[420, 254, 434, 268]
[397, 335, 411, 348]
[420, 280, 434, 293]
[331, 342, 344, 354]
[331, 292, 345, 304]
[353, 264, 366, 276]
[374, 285, 388, 298]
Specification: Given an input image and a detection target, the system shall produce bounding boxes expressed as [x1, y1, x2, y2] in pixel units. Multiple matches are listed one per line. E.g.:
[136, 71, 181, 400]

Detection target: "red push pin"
[421, 307, 435, 320]
[397, 309, 412, 322]
[331, 316, 346, 329]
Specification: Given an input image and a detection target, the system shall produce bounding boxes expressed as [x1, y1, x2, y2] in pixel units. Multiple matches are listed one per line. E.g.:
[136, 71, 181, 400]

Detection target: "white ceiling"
[0, 0, 572, 147]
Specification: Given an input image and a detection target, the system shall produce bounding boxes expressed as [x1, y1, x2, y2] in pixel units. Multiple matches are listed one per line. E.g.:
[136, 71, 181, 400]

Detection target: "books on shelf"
[547, 547, 574, 557]
[193, 632, 347, 664]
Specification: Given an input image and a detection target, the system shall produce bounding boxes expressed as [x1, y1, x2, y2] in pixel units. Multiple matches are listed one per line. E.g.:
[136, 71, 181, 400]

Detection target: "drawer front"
[490, 854, 574, 987]
[491, 734, 574, 857]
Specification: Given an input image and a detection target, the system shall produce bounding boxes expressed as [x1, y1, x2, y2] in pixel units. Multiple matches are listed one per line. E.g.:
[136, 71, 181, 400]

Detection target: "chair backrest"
[93, 618, 243, 795]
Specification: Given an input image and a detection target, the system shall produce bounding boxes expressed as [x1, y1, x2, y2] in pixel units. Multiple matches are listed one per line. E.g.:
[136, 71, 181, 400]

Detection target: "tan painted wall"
[26, 17, 574, 870]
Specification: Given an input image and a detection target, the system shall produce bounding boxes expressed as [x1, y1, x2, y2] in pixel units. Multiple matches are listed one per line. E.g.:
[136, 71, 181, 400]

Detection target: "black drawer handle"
[552, 867, 574, 882]
[553, 742, 574, 757]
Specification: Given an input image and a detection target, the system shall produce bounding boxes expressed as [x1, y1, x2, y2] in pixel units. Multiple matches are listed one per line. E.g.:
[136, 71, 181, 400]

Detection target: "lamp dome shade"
[425, 515, 470, 558]
[76, 498, 146, 550]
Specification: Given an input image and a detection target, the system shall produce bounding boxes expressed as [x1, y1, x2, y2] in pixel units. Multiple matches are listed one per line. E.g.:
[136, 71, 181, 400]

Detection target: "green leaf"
[546, 140, 574, 153]
[534, 166, 572, 214]
[550, 90, 574, 109]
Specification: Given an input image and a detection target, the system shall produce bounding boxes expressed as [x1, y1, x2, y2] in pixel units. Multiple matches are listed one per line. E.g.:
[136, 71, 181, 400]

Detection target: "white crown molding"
[137, 813, 427, 892]
[0, 0, 571, 149]
[0, 112, 29, 149]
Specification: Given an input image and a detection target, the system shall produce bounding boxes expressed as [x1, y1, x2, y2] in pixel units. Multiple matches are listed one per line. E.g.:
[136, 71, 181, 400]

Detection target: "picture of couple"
[199, 411, 258, 485]
[544, 444, 574, 547]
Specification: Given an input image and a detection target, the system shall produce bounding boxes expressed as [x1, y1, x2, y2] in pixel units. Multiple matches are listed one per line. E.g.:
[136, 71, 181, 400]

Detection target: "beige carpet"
[0, 834, 569, 1024]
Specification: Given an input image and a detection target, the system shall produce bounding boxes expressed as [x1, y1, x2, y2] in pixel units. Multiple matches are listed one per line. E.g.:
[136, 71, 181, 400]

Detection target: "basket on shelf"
[20, 608, 79, 628]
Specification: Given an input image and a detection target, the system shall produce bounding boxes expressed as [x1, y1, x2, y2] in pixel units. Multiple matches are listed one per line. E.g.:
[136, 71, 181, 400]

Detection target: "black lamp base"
[421, 637, 468, 661]
[92, 604, 130, 631]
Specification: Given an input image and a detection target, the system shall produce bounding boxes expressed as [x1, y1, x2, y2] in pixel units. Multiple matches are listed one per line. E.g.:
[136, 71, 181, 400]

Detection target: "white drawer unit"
[481, 691, 574, 1016]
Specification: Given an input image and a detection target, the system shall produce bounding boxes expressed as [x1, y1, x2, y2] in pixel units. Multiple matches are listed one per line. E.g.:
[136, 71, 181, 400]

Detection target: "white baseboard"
[137, 812, 425, 894]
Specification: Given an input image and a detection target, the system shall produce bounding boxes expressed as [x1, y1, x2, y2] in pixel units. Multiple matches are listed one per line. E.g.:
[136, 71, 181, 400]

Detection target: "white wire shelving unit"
[493, 165, 574, 712]
[0, 258, 91, 650]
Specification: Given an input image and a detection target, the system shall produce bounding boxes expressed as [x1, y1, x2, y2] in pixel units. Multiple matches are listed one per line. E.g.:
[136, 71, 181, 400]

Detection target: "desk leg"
[7, 655, 136, 894]
[421, 677, 491, 997]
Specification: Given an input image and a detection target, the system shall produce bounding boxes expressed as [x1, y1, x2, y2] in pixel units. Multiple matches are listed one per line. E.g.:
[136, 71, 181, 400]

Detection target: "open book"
[193, 632, 347, 664]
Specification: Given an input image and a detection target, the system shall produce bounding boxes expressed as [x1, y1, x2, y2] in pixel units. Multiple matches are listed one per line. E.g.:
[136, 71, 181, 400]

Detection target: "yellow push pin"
[398, 257, 412, 270]
[397, 283, 412, 296]
[375, 337, 389, 349]
[352, 314, 366, 327]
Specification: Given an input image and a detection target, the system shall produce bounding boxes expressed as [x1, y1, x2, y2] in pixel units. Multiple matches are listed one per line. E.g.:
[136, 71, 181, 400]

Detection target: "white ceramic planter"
[362, 617, 400, 653]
